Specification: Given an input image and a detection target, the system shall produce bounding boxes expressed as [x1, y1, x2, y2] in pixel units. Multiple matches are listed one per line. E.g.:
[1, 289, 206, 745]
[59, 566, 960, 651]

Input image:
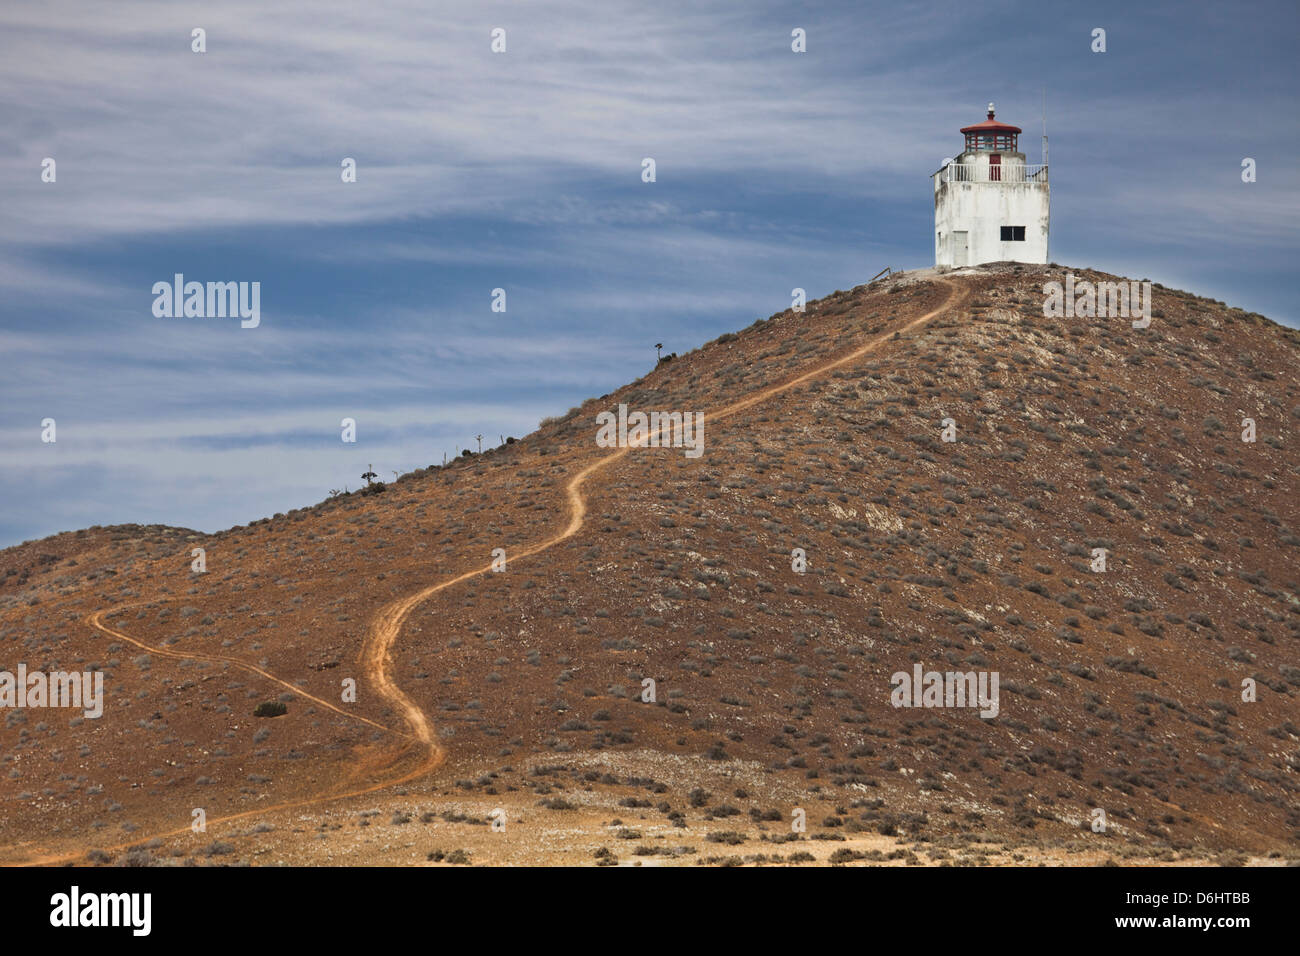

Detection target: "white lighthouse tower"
[933, 103, 1049, 268]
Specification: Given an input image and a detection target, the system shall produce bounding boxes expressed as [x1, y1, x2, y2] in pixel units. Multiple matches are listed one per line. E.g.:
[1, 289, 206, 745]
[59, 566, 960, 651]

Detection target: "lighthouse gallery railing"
[938, 163, 1048, 184]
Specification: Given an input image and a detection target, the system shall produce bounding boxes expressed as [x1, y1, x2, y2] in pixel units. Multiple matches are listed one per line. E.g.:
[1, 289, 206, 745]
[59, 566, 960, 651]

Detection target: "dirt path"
[20, 277, 961, 866]
[352, 275, 964, 751]
[88, 606, 398, 736]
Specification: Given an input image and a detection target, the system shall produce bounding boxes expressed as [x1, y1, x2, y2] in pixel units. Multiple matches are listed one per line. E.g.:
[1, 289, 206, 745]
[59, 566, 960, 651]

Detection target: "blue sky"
[1, 0, 1297, 547]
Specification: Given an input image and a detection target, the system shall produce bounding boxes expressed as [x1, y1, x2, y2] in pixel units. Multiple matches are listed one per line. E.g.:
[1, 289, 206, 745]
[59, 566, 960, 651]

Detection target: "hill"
[3, 263, 1297, 867]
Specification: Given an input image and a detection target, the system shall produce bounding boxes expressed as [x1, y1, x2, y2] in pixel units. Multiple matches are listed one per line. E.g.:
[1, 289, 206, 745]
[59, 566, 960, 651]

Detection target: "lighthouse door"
[952, 231, 969, 267]
[989, 153, 1001, 181]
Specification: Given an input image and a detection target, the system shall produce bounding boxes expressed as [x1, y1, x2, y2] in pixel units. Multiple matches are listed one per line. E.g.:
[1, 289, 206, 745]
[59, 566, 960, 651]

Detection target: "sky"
[1, 0, 1297, 547]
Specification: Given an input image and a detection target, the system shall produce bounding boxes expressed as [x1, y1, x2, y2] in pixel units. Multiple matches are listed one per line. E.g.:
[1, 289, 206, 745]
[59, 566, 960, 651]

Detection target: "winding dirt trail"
[351, 276, 963, 759]
[20, 277, 961, 866]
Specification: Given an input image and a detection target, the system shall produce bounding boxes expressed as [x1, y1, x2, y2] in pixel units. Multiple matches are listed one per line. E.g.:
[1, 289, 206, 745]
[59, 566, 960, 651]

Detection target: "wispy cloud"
[1, 0, 1297, 546]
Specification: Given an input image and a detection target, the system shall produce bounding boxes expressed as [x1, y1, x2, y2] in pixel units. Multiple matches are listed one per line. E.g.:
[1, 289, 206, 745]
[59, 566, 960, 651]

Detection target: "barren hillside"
[3, 263, 1297, 867]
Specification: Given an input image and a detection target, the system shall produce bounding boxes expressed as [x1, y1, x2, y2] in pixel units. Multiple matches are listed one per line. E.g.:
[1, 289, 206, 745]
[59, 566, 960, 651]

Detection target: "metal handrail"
[937, 163, 1048, 184]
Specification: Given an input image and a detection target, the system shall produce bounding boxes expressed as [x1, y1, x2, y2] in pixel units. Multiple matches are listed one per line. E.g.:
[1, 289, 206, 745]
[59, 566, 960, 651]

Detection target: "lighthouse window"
[965, 133, 1018, 151]
[1000, 226, 1026, 241]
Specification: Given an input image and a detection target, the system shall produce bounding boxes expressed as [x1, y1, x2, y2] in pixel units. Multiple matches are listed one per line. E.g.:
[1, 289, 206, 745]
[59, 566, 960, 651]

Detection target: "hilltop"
[2, 263, 1297, 867]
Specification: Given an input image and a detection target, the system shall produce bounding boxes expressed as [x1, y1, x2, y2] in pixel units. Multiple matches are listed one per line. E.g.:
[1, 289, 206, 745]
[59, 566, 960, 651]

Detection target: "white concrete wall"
[933, 150, 1049, 267]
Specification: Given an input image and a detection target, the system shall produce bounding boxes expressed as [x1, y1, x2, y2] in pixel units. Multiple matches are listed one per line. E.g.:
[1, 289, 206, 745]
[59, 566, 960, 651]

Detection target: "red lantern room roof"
[961, 103, 1021, 135]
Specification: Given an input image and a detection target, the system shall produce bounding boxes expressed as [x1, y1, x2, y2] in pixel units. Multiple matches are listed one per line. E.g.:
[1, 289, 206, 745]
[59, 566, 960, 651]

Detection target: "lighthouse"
[933, 103, 1049, 268]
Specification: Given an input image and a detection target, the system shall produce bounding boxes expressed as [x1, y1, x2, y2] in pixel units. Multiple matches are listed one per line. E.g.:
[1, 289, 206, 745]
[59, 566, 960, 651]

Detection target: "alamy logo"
[50, 886, 151, 936]
[0, 665, 104, 718]
[595, 403, 704, 458]
[152, 274, 261, 328]
[1043, 274, 1151, 328]
[890, 664, 999, 719]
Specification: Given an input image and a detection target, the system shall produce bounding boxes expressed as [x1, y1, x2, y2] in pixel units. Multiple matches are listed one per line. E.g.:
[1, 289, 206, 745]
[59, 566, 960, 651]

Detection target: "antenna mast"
[1043, 87, 1050, 263]
[1042, 88, 1048, 168]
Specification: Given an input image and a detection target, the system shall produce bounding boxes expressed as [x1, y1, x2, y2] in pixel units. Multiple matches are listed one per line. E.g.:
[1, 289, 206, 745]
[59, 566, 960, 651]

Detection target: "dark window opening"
[1000, 226, 1026, 241]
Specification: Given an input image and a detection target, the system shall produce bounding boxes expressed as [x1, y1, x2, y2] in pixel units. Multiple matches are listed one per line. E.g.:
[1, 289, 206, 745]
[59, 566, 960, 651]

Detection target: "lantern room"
[960, 104, 1021, 152]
